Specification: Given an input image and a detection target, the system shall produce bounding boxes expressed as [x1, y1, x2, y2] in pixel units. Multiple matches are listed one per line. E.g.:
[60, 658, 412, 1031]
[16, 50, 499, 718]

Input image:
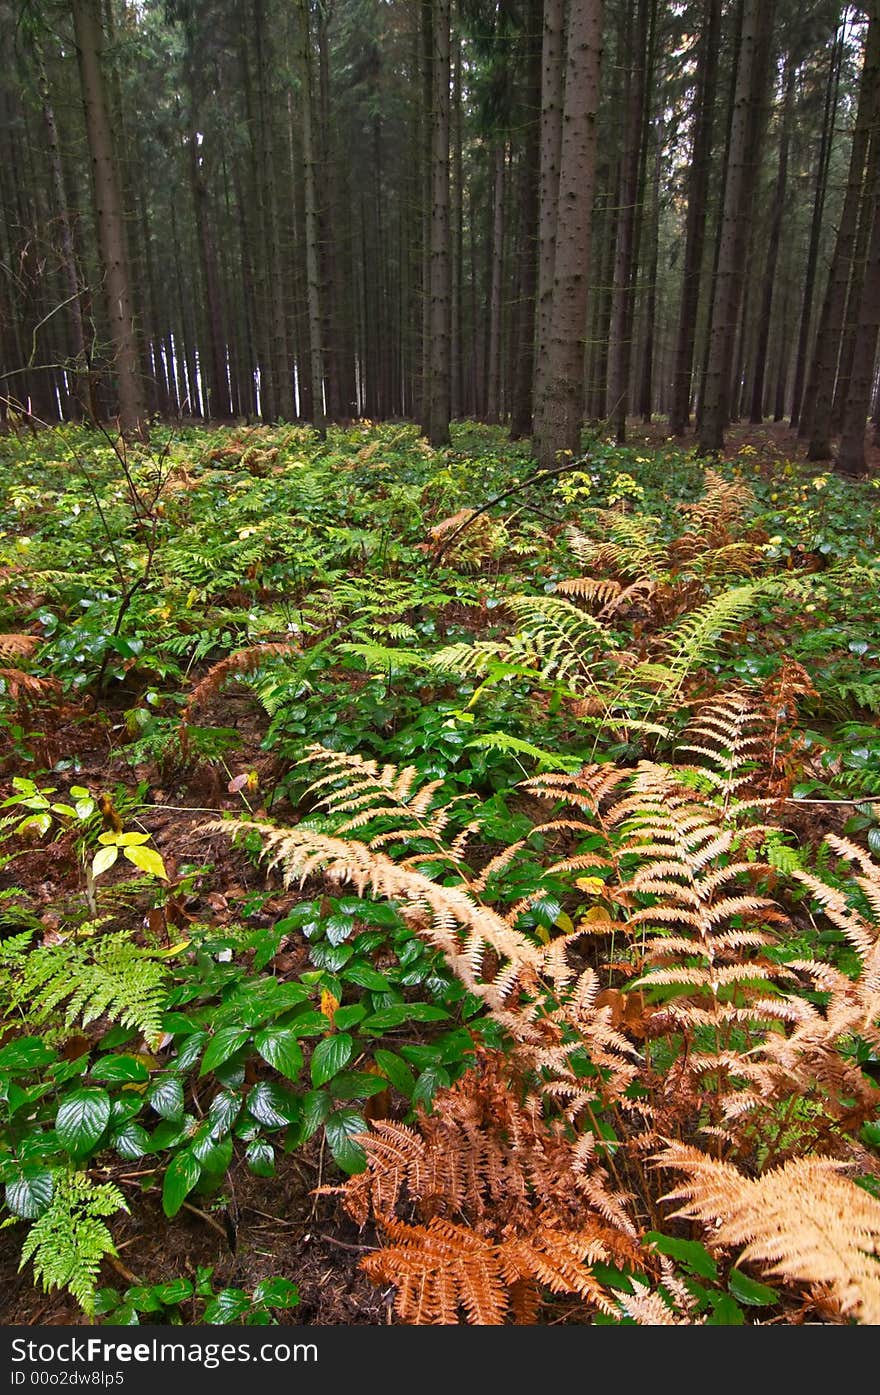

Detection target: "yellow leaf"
[554, 910, 574, 934]
[320, 989, 340, 1021]
[576, 877, 605, 895]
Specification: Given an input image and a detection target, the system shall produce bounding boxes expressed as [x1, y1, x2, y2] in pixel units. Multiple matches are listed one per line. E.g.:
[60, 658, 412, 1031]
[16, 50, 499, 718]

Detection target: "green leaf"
[199, 1027, 251, 1076]
[727, 1269, 779, 1307]
[208, 1090, 242, 1136]
[253, 1028, 304, 1082]
[191, 1131, 233, 1174]
[173, 1031, 207, 1072]
[0, 1037, 58, 1072]
[324, 1108, 367, 1174]
[4, 1166, 54, 1219]
[861, 1121, 880, 1148]
[332, 1004, 367, 1030]
[151, 1277, 194, 1306]
[55, 1088, 111, 1157]
[91, 845, 118, 878]
[162, 1152, 202, 1218]
[90, 1056, 150, 1084]
[645, 1232, 718, 1280]
[413, 1065, 450, 1108]
[310, 1033, 353, 1086]
[360, 1003, 449, 1033]
[247, 1082, 301, 1128]
[111, 1123, 151, 1161]
[147, 1075, 184, 1122]
[285, 1011, 333, 1037]
[343, 962, 390, 991]
[372, 1049, 416, 1100]
[329, 1070, 389, 1100]
[245, 1140, 276, 1177]
[252, 1277, 299, 1309]
[203, 1288, 251, 1324]
[706, 1292, 745, 1325]
[123, 845, 169, 880]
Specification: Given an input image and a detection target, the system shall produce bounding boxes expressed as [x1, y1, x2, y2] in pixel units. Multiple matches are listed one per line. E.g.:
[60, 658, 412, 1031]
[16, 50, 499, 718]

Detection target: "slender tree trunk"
[510, 0, 542, 439]
[533, 0, 565, 418]
[750, 57, 793, 423]
[670, 0, 721, 435]
[70, 0, 145, 435]
[790, 22, 844, 430]
[486, 144, 506, 424]
[806, 10, 880, 458]
[425, 0, 451, 446]
[298, 0, 326, 437]
[532, 0, 604, 469]
[639, 123, 661, 422]
[837, 168, 880, 475]
[698, 0, 776, 454]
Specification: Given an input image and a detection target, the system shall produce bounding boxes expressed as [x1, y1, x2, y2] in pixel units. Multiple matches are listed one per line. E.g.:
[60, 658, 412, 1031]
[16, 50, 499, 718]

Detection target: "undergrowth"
[0, 419, 877, 1324]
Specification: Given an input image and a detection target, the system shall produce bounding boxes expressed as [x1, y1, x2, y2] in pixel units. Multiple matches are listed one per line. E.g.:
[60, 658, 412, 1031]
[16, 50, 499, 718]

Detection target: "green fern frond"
[19, 1171, 127, 1316]
[661, 583, 766, 692]
[8, 931, 170, 1039]
[504, 594, 615, 690]
[466, 732, 584, 773]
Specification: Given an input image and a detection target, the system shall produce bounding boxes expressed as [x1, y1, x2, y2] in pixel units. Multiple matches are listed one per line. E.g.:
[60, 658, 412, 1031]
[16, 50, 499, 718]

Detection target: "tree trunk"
[70, 0, 145, 435]
[532, 0, 604, 469]
[533, 0, 565, 421]
[298, 0, 326, 437]
[670, 0, 721, 436]
[750, 57, 793, 424]
[509, 0, 542, 439]
[806, 10, 880, 459]
[426, 0, 451, 446]
[698, 0, 775, 454]
[486, 144, 506, 423]
[790, 21, 844, 431]
[837, 168, 880, 476]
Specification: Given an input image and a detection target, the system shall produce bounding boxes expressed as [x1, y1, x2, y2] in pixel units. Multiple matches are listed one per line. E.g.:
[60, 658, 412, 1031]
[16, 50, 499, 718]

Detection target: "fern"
[656, 1143, 880, 1324]
[19, 1171, 127, 1316]
[6, 930, 170, 1040]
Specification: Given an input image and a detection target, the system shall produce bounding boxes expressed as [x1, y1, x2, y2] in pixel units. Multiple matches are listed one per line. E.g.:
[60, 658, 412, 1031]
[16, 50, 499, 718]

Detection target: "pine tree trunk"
[533, 0, 565, 419]
[298, 0, 326, 437]
[532, 0, 604, 469]
[805, 12, 880, 458]
[70, 0, 145, 435]
[698, 0, 775, 454]
[509, 0, 542, 439]
[426, 0, 451, 446]
[486, 144, 506, 424]
[750, 58, 793, 424]
[837, 171, 880, 476]
[670, 0, 721, 436]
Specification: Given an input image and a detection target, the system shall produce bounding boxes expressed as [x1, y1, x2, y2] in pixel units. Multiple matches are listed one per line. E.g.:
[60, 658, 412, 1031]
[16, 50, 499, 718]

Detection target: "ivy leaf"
[0, 1038, 58, 1072]
[253, 1028, 303, 1082]
[645, 1232, 718, 1280]
[208, 1090, 242, 1136]
[191, 1131, 233, 1175]
[56, 1088, 111, 1157]
[162, 1151, 202, 1218]
[310, 1033, 353, 1086]
[727, 1269, 779, 1307]
[372, 1049, 416, 1100]
[203, 1289, 251, 1324]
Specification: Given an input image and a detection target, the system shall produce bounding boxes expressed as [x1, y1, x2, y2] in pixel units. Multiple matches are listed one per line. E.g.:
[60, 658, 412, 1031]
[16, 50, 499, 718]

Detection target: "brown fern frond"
[0, 633, 39, 662]
[183, 641, 298, 718]
[656, 1143, 880, 1324]
[556, 577, 623, 609]
[362, 1216, 509, 1324]
[0, 668, 59, 704]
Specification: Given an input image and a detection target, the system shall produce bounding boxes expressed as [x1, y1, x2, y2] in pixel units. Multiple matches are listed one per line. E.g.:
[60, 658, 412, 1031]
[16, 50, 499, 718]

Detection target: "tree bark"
[670, 0, 721, 436]
[532, 0, 604, 469]
[70, 0, 145, 435]
[698, 0, 776, 454]
[425, 0, 451, 446]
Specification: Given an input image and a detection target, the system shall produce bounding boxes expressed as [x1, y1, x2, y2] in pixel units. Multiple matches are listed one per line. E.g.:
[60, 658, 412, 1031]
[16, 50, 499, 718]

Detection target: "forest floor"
[0, 415, 877, 1327]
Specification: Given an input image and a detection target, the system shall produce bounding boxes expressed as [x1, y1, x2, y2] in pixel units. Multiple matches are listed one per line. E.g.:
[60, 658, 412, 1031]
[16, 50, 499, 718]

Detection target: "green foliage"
[17, 1171, 127, 1317]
